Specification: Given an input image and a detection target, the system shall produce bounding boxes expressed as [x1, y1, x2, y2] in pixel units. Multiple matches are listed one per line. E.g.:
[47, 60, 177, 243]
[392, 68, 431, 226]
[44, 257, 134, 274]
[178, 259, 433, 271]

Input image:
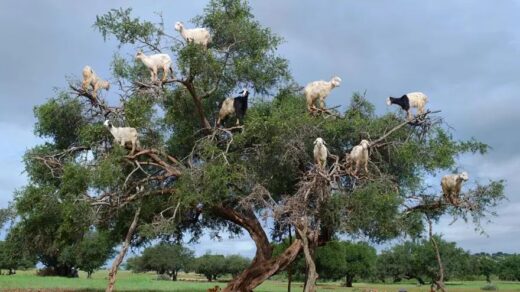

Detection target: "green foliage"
[34, 93, 85, 149]
[79, 123, 107, 148]
[0, 240, 35, 273]
[75, 231, 115, 278]
[224, 255, 251, 277]
[95, 8, 161, 49]
[316, 241, 377, 287]
[472, 253, 498, 282]
[126, 243, 194, 280]
[481, 283, 499, 290]
[377, 236, 471, 284]
[498, 254, 520, 281]
[191, 253, 226, 281]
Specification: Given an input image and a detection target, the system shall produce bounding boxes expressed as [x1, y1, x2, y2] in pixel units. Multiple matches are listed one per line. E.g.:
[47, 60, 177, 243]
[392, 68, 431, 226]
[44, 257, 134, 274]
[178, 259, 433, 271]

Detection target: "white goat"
[441, 171, 469, 205]
[82, 66, 110, 99]
[304, 76, 342, 112]
[346, 139, 370, 176]
[313, 137, 328, 170]
[386, 92, 429, 120]
[135, 51, 173, 82]
[174, 22, 212, 48]
[104, 120, 140, 154]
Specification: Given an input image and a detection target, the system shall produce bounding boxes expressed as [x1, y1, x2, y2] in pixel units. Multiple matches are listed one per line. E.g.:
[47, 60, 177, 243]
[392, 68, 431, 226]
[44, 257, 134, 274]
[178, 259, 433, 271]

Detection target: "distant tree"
[75, 231, 115, 278]
[498, 254, 520, 281]
[0, 240, 35, 275]
[316, 241, 376, 287]
[377, 237, 470, 285]
[124, 256, 144, 272]
[224, 255, 251, 277]
[472, 253, 497, 282]
[127, 243, 194, 281]
[192, 254, 226, 282]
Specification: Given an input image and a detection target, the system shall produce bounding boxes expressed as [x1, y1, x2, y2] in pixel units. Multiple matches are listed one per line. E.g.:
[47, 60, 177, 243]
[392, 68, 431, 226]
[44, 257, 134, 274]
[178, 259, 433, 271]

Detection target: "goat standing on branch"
[82, 65, 110, 99]
[135, 51, 173, 82]
[441, 171, 469, 205]
[304, 76, 342, 112]
[175, 21, 212, 48]
[104, 120, 140, 155]
[313, 137, 328, 170]
[346, 139, 370, 176]
[387, 91, 429, 121]
[216, 89, 249, 127]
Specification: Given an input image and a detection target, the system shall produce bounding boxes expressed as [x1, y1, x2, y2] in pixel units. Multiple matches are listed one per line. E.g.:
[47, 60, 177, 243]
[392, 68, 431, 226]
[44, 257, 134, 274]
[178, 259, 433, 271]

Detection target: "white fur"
[82, 66, 110, 98]
[313, 137, 328, 169]
[104, 120, 140, 154]
[175, 22, 212, 48]
[387, 92, 429, 120]
[218, 98, 235, 125]
[304, 76, 342, 111]
[407, 92, 428, 117]
[441, 171, 469, 204]
[346, 139, 370, 175]
[216, 89, 249, 126]
[135, 51, 173, 82]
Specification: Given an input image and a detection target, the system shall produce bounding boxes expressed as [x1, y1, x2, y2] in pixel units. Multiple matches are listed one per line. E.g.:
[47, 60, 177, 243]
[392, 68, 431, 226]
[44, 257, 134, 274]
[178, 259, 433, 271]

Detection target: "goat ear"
[313, 140, 317, 145]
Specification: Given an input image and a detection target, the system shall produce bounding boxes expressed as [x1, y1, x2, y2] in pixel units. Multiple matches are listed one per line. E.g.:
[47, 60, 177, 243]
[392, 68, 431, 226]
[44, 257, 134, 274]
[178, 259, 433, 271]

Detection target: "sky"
[0, 0, 519, 258]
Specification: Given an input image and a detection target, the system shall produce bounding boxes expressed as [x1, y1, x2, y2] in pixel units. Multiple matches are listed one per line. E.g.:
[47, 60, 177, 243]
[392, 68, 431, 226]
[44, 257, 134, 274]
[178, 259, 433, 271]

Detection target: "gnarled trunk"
[296, 223, 318, 292]
[214, 206, 303, 292]
[225, 238, 302, 292]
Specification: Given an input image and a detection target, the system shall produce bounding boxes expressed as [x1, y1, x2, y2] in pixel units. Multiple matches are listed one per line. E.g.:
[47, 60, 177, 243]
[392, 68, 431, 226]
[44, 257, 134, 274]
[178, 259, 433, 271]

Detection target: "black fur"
[216, 89, 250, 126]
[388, 95, 410, 111]
[233, 90, 249, 122]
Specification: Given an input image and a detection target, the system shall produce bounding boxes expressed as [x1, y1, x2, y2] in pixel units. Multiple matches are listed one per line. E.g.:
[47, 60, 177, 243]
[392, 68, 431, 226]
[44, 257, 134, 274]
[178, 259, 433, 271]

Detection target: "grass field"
[1, 270, 520, 292]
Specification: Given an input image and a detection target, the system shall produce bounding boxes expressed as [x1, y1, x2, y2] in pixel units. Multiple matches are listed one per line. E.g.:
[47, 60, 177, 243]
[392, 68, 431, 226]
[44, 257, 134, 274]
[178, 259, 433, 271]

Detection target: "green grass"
[1, 270, 520, 291]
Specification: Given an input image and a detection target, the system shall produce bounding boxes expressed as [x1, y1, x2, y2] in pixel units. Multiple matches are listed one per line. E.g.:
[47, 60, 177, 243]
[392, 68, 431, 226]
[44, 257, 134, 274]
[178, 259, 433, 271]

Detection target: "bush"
[481, 283, 498, 291]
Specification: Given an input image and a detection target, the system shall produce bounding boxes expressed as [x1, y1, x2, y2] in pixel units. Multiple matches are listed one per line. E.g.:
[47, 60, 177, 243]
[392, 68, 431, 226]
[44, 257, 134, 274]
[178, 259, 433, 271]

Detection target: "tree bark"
[345, 275, 354, 287]
[106, 207, 141, 292]
[214, 206, 272, 263]
[287, 226, 293, 292]
[225, 238, 302, 292]
[427, 216, 447, 292]
[296, 224, 318, 292]
[213, 206, 304, 292]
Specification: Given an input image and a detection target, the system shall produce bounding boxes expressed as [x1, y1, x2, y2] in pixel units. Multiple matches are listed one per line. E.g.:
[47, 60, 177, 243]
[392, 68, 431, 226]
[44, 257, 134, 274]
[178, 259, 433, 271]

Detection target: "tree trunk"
[184, 81, 211, 130]
[287, 226, 293, 292]
[87, 271, 93, 279]
[225, 239, 302, 292]
[427, 216, 447, 292]
[345, 275, 354, 287]
[417, 276, 425, 285]
[172, 270, 177, 281]
[106, 207, 141, 292]
[296, 224, 318, 292]
[213, 206, 304, 292]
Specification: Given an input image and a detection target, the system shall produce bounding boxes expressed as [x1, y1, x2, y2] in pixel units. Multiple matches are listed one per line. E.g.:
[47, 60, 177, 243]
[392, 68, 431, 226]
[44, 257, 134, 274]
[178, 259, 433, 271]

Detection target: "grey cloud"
[0, 1, 518, 254]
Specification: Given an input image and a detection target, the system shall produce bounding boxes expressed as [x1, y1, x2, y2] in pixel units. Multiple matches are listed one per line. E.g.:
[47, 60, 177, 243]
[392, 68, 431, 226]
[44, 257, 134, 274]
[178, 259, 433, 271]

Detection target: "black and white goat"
[386, 92, 428, 120]
[216, 89, 249, 127]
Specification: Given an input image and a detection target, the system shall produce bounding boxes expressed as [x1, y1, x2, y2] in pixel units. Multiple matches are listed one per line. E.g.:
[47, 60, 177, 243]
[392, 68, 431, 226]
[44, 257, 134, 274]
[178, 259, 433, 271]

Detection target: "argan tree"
[7, 0, 504, 291]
